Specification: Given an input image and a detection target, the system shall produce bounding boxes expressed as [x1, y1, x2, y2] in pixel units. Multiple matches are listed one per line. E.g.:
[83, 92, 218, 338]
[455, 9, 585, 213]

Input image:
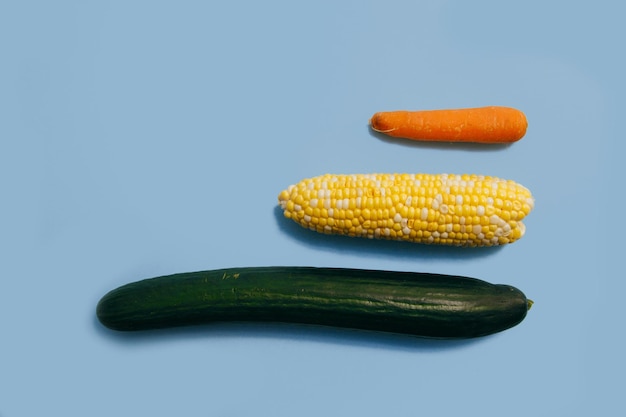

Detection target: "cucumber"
[96, 267, 531, 338]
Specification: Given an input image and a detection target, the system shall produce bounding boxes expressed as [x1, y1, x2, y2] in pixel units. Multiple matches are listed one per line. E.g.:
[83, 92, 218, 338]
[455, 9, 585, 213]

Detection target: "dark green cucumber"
[96, 267, 531, 338]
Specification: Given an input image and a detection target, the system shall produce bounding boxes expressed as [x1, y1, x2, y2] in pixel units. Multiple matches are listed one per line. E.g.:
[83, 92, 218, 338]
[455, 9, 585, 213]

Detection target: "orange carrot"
[369, 106, 527, 143]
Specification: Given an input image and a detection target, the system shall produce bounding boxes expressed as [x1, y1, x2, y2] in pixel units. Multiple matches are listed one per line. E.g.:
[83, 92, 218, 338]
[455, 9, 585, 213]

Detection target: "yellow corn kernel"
[278, 173, 534, 247]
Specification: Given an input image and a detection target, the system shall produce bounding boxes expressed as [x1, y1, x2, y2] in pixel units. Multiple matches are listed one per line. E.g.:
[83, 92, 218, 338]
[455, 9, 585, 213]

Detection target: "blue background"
[2, 1, 623, 415]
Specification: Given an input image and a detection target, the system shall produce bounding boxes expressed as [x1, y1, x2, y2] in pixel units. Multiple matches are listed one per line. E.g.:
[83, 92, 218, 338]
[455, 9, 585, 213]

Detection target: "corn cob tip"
[278, 173, 534, 247]
[278, 188, 292, 210]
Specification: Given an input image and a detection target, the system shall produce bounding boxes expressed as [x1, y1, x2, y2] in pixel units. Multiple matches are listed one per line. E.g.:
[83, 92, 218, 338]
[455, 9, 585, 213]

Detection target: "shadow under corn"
[273, 206, 504, 262]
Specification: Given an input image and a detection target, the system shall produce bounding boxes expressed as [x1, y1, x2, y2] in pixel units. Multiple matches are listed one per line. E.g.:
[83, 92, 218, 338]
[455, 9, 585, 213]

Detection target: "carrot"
[369, 106, 527, 144]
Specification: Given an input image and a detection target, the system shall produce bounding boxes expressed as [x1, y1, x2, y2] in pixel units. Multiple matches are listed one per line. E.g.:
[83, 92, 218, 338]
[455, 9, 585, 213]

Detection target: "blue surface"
[1, 1, 624, 415]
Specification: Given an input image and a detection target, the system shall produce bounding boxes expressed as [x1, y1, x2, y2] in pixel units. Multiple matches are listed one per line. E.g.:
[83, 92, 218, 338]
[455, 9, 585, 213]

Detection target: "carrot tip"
[369, 113, 396, 134]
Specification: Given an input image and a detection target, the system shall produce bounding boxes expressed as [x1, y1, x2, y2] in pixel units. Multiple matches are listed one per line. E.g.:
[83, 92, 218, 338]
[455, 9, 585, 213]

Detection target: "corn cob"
[277, 173, 534, 247]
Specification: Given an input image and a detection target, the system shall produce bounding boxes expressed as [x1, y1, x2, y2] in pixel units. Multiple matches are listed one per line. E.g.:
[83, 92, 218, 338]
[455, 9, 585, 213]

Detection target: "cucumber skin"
[96, 267, 530, 339]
